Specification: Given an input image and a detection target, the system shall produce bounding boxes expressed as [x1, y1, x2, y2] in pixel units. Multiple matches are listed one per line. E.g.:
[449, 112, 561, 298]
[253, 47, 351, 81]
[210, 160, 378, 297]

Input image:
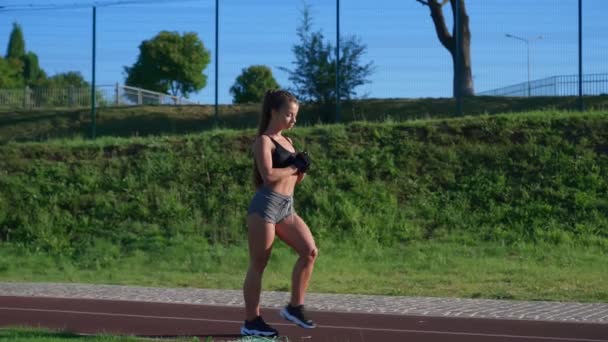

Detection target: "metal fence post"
[23, 86, 29, 110]
[214, 0, 219, 128]
[115, 83, 120, 106]
[69, 85, 75, 107]
[335, 0, 341, 123]
[455, 0, 463, 116]
[578, 0, 584, 111]
[91, 5, 97, 139]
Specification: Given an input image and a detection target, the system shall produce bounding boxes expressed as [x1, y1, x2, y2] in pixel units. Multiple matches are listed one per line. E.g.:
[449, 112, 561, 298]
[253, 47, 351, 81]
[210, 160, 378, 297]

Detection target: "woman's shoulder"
[252, 134, 274, 151]
[254, 134, 270, 142]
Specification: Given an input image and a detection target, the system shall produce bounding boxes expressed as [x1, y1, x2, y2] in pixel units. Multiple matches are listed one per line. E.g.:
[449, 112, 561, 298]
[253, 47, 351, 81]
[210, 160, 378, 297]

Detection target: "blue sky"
[0, 0, 606, 104]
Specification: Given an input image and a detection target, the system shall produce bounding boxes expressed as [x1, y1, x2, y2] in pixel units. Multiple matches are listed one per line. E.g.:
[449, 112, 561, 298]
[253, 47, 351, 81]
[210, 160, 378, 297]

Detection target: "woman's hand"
[293, 151, 311, 173]
[296, 170, 306, 184]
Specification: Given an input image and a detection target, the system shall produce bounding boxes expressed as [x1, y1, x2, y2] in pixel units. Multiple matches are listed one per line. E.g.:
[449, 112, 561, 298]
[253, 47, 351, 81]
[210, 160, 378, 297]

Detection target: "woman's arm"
[254, 136, 298, 183]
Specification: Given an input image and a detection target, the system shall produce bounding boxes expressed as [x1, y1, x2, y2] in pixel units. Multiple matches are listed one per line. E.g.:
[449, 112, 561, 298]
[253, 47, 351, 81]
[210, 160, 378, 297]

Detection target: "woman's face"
[275, 101, 299, 130]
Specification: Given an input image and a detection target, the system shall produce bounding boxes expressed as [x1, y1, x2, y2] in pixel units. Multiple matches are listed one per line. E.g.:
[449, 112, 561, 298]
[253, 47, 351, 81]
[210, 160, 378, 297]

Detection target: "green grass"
[1, 239, 606, 302]
[2, 110, 607, 254]
[0, 328, 288, 341]
[0, 328, 287, 341]
[2, 96, 608, 143]
[0, 327, 152, 341]
[1, 109, 607, 303]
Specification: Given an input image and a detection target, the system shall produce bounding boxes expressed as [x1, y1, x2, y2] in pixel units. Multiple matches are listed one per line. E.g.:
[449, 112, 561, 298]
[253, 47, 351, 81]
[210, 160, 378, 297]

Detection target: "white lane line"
[0, 307, 606, 342]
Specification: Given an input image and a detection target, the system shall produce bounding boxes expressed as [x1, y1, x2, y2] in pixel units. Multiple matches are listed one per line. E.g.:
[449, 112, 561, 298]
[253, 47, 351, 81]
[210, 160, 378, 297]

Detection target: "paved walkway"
[1, 282, 607, 324]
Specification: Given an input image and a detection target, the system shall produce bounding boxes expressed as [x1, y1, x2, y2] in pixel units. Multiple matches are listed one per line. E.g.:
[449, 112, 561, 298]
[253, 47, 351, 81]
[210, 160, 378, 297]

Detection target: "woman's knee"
[249, 254, 271, 273]
[299, 245, 319, 263]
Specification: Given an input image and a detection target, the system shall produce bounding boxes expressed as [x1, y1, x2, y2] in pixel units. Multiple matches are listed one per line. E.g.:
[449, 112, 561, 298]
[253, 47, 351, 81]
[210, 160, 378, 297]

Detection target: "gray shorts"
[248, 186, 294, 224]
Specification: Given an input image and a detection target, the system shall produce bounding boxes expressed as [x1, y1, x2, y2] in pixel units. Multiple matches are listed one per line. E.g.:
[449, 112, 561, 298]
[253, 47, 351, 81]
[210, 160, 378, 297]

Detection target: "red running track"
[1, 296, 607, 342]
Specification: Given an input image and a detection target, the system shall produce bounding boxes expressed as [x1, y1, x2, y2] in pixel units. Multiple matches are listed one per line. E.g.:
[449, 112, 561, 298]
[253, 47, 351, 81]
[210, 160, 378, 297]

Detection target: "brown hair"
[252, 89, 298, 189]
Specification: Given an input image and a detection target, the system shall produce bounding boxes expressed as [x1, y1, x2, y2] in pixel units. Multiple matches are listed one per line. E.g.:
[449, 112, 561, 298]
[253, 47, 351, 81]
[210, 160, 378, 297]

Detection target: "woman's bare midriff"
[264, 173, 299, 196]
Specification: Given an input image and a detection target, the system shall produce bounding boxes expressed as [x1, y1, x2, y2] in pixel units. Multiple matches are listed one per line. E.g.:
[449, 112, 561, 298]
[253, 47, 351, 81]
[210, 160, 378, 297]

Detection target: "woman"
[240, 90, 318, 338]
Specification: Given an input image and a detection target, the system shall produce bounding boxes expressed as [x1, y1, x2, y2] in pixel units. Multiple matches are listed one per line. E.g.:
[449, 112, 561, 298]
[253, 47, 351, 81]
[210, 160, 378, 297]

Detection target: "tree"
[415, 0, 474, 96]
[0, 23, 103, 108]
[46, 71, 89, 88]
[230, 65, 280, 104]
[0, 57, 23, 88]
[4, 22, 46, 87]
[124, 31, 211, 98]
[22, 52, 47, 87]
[5, 23, 25, 60]
[280, 4, 374, 105]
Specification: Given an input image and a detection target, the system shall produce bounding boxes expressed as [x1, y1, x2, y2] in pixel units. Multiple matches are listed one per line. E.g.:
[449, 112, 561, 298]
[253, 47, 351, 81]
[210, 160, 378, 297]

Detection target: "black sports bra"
[264, 135, 297, 168]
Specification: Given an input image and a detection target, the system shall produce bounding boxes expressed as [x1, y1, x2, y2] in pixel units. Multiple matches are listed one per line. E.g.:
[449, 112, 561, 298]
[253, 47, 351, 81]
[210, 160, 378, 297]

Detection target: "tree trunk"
[419, 0, 475, 96]
[451, 0, 474, 96]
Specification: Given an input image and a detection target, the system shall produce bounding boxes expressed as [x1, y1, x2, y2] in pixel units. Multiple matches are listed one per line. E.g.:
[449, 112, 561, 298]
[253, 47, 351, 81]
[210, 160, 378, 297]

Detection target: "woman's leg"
[243, 213, 276, 321]
[275, 213, 318, 306]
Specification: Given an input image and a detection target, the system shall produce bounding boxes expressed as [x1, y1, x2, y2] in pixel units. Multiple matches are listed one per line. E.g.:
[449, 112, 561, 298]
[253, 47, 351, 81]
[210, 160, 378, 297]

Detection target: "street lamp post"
[505, 33, 542, 97]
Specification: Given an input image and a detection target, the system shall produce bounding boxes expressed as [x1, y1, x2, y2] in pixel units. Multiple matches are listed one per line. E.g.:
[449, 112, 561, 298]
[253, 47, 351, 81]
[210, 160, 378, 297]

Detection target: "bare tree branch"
[427, 0, 454, 51]
[416, 0, 449, 7]
[414, 0, 475, 96]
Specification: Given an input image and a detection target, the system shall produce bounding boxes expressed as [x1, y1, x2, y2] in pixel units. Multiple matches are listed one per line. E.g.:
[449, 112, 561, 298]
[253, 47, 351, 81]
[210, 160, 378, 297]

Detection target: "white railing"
[478, 73, 608, 97]
[109, 84, 199, 106]
[0, 83, 199, 110]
